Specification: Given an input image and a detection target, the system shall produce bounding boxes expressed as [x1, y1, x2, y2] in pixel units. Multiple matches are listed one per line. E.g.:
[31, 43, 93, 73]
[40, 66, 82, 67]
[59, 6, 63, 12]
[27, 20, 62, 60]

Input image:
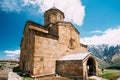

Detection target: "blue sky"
[0, 0, 120, 60]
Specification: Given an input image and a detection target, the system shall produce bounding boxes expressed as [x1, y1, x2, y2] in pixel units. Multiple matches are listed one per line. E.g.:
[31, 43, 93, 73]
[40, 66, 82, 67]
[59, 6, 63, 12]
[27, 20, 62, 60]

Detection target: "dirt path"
[89, 76, 108, 80]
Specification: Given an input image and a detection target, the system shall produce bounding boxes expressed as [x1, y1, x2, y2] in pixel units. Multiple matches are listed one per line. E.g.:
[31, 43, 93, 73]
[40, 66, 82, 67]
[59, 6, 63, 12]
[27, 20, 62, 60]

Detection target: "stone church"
[20, 7, 98, 79]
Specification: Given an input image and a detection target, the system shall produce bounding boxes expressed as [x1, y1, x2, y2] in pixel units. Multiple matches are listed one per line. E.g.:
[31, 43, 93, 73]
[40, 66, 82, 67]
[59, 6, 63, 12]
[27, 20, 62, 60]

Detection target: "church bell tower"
[44, 7, 65, 26]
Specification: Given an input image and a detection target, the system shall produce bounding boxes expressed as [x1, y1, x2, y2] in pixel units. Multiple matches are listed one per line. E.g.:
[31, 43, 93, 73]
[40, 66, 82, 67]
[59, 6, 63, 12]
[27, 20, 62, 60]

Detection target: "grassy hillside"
[112, 58, 120, 66]
[97, 58, 110, 69]
[99, 69, 120, 80]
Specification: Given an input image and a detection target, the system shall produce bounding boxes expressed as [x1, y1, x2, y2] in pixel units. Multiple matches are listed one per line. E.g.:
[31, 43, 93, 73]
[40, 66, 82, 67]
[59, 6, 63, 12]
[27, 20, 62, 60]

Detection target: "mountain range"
[88, 44, 120, 68]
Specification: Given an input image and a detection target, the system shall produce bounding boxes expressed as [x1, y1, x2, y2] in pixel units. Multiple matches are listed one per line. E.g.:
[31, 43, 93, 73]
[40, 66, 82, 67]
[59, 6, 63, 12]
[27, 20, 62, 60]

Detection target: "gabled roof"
[56, 22, 80, 34]
[57, 52, 93, 61]
[23, 20, 48, 34]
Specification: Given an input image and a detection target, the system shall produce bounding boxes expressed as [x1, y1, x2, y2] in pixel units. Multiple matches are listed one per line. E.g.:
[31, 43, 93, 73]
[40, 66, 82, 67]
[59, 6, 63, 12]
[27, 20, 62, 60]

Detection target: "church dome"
[44, 7, 65, 26]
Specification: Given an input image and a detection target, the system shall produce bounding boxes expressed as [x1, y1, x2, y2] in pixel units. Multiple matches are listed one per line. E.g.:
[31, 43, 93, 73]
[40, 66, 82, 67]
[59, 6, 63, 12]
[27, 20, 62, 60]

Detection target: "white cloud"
[40, 0, 85, 26]
[0, 0, 24, 12]
[0, 0, 85, 26]
[4, 50, 20, 54]
[6, 54, 15, 57]
[90, 30, 104, 34]
[81, 27, 120, 45]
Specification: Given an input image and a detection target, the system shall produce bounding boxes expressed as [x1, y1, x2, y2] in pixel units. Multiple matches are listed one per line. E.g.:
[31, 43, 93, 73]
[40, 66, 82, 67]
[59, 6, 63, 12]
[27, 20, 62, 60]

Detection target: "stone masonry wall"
[80, 44, 88, 53]
[58, 23, 81, 53]
[32, 22, 82, 76]
[56, 60, 83, 77]
[20, 21, 88, 76]
[20, 25, 34, 74]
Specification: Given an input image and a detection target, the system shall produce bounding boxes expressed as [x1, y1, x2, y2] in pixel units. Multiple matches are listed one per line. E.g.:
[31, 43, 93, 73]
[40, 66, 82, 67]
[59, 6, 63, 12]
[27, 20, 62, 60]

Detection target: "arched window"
[50, 14, 56, 23]
[69, 38, 76, 49]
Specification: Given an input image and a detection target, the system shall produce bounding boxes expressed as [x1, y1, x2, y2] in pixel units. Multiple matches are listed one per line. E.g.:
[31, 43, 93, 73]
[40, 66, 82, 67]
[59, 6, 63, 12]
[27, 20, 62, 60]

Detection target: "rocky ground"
[0, 69, 21, 80]
[117, 78, 120, 80]
[0, 65, 120, 80]
[0, 68, 11, 80]
[0, 61, 19, 80]
[8, 72, 21, 80]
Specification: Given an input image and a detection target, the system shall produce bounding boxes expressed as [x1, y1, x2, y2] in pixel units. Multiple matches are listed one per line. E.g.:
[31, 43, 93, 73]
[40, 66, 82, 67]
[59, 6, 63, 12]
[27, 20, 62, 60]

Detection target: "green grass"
[99, 69, 120, 80]
[22, 77, 33, 80]
[0, 65, 4, 70]
[88, 78, 95, 80]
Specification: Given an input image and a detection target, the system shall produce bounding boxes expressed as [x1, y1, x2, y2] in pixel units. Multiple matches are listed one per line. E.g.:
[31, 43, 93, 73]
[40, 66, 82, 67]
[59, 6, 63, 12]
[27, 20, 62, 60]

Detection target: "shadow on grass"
[13, 66, 31, 78]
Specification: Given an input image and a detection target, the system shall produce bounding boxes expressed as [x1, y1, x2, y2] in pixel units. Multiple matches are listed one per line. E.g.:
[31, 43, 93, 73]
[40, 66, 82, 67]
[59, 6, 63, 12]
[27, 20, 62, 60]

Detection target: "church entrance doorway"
[87, 57, 96, 76]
